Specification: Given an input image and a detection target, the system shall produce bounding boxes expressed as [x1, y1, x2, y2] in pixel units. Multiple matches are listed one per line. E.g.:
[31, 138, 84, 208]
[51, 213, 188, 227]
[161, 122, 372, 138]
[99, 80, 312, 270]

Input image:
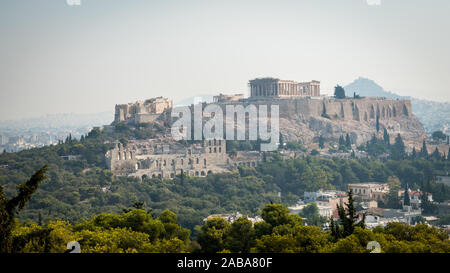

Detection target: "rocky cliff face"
[214, 96, 426, 147]
[157, 96, 426, 149]
[274, 97, 426, 147]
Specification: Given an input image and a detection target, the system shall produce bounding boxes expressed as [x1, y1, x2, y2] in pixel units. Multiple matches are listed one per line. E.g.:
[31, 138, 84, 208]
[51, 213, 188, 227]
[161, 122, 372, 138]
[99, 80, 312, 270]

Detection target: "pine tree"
[0, 165, 48, 253]
[411, 147, 417, 159]
[332, 189, 365, 239]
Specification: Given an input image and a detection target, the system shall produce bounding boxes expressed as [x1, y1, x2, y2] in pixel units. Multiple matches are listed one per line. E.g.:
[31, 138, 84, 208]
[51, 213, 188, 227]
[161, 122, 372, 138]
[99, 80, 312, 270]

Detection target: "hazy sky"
[1, 0, 449, 120]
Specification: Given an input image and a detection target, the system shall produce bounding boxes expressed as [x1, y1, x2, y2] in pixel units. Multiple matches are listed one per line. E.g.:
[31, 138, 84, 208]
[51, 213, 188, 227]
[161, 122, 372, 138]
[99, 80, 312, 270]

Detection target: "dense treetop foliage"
[0, 134, 449, 234]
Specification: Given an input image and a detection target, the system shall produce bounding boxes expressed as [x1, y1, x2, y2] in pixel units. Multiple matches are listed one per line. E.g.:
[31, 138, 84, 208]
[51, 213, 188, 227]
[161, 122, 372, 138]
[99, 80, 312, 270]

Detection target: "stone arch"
[142, 174, 148, 180]
[158, 173, 162, 178]
[195, 171, 199, 176]
[201, 170, 206, 176]
[152, 174, 156, 178]
[170, 173, 174, 178]
[207, 170, 212, 174]
[364, 112, 368, 121]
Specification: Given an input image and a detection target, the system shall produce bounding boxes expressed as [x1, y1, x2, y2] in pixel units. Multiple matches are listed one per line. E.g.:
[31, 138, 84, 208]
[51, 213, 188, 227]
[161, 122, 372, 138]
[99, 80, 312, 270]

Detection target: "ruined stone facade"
[249, 78, 320, 98]
[106, 138, 261, 179]
[114, 97, 173, 124]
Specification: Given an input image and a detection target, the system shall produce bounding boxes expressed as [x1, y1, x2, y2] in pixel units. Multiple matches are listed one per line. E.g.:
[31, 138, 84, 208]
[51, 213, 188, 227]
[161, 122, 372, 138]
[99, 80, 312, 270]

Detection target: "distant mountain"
[344, 77, 450, 135]
[174, 94, 215, 106]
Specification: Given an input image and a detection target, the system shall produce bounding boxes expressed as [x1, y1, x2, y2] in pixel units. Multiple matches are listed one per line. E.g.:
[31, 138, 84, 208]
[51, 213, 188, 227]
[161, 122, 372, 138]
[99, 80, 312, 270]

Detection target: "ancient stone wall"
[114, 97, 172, 124]
[106, 139, 261, 179]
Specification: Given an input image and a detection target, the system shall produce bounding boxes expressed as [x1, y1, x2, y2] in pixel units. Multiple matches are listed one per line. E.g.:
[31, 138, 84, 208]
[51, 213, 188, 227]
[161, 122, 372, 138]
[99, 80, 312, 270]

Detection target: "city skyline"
[1, 0, 450, 120]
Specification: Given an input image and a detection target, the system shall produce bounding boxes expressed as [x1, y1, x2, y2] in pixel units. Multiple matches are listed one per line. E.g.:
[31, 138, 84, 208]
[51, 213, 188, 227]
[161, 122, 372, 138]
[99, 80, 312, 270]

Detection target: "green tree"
[345, 134, 351, 149]
[383, 128, 390, 146]
[299, 203, 327, 227]
[224, 217, 255, 253]
[403, 183, 410, 206]
[420, 140, 428, 158]
[385, 176, 402, 209]
[197, 217, 231, 253]
[0, 165, 48, 253]
[318, 136, 325, 149]
[391, 134, 406, 160]
[261, 203, 302, 229]
[331, 190, 365, 240]
[432, 131, 446, 141]
[334, 85, 346, 99]
[431, 147, 442, 161]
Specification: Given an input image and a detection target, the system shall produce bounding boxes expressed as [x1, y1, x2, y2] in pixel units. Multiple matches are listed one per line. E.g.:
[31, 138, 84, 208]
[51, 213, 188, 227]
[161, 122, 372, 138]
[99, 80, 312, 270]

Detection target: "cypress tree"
[345, 133, 351, 149]
[403, 183, 410, 206]
[420, 140, 428, 158]
[383, 128, 390, 146]
[391, 134, 406, 160]
[432, 147, 441, 161]
[339, 135, 345, 148]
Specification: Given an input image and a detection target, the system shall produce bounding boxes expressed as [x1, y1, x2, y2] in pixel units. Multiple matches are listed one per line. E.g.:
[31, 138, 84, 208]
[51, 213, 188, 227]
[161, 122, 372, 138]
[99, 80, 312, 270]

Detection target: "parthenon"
[249, 77, 320, 98]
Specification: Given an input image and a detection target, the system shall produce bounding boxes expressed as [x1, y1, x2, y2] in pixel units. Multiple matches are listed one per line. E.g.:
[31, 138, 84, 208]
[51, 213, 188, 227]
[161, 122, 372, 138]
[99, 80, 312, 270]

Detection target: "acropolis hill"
[104, 77, 427, 178]
[113, 77, 425, 146]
